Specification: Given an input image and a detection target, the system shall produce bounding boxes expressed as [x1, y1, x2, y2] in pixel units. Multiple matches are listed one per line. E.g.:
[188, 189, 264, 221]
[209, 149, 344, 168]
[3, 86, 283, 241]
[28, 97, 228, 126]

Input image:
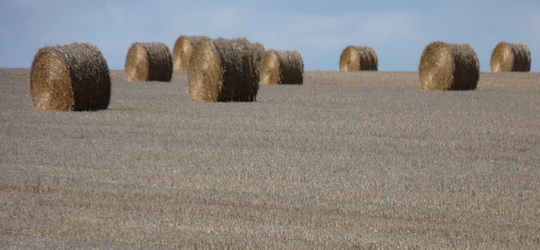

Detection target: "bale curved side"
[419, 41, 479, 91]
[339, 46, 378, 71]
[490, 42, 531, 72]
[173, 35, 210, 71]
[125, 42, 173, 82]
[30, 42, 111, 111]
[252, 42, 266, 82]
[188, 38, 260, 102]
[260, 49, 304, 85]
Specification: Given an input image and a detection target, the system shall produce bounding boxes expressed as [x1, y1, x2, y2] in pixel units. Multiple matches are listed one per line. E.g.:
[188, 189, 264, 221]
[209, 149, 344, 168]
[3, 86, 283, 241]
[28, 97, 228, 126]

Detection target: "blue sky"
[1, 0, 540, 71]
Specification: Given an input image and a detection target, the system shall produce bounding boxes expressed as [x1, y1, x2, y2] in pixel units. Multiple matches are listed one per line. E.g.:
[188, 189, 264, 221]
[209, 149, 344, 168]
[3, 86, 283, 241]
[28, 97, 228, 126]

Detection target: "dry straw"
[188, 38, 261, 102]
[125, 42, 173, 82]
[173, 35, 210, 70]
[30, 42, 111, 111]
[339, 46, 378, 71]
[259, 49, 304, 85]
[252, 42, 266, 78]
[419, 41, 479, 90]
[490, 42, 531, 72]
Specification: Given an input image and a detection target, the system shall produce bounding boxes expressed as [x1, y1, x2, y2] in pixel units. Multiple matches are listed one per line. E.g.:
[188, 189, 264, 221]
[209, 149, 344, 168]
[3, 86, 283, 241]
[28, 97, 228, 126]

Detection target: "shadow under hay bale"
[490, 42, 531, 72]
[188, 38, 261, 102]
[30, 42, 111, 111]
[339, 46, 378, 71]
[259, 49, 304, 85]
[419, 41, 479, 91]
[125, 42, 173, 82]
[173, 35, 210, 71]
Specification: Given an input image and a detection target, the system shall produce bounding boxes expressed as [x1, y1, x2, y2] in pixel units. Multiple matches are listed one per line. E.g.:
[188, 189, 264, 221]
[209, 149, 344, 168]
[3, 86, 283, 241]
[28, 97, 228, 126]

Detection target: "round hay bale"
[125, 42, 173, 82]
[252, 42, 266, 80]
[30, 42, 111, 111]
[173, 35, 210, 70]
[259, 49, 304, 85]
[339, 46, 378, 71]
[188, 38, 261, 102]
[419, 41, 479, 90]
[490, 42, 531, 72]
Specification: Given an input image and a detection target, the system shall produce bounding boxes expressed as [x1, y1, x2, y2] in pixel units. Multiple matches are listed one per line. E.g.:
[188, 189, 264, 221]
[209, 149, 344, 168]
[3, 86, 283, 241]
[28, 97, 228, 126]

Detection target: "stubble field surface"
[1, 68, 540, 248]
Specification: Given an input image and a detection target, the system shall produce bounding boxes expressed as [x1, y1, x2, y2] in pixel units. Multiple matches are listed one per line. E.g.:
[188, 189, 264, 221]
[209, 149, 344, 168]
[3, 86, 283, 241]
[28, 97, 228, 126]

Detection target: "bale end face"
[187, 39, 223, 102]
[419, 41, 479, 91]
[30, 43, 111, 111]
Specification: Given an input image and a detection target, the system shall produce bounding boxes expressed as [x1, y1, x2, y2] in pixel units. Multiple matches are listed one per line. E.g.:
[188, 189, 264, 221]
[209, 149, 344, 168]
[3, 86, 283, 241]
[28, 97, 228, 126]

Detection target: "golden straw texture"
[30, 42, 111, 111]
[173, 35, 210, 70]
[260, 50, 304, 85]
[339, 46, 378, 71]
[490, 42, 531, 72]
[125, 42, 173, 82]
[419, 41, 479, 90]
[188, 38, 260, 102]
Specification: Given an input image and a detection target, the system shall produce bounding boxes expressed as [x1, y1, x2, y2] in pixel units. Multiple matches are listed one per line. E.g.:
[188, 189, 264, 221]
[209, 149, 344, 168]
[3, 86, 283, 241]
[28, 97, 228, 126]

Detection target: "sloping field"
[1, 68, 539, 248]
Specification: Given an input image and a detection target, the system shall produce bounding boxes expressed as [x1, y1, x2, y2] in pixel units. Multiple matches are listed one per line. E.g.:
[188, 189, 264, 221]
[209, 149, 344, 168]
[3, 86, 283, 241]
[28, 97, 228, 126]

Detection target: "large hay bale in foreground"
[30, 42, 111, 111]
[260, 49, 304, 85]
[339, 46, 378, 71]
[125, 42, 173, 82]
[490, 42, 531, 72]
[188, 38, 261, 102]
[173, 35, 210, 70]
[419, 41, 479, 90]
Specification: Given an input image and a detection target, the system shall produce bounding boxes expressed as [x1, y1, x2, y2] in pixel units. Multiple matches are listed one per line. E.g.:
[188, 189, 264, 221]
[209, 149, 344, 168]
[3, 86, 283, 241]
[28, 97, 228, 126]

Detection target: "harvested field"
[1, 68, 540, 248]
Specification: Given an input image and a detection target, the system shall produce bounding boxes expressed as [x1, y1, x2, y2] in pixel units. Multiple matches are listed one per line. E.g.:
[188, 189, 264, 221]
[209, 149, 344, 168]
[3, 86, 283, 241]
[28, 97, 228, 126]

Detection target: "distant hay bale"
[260, 49, 304, 85]
[490, 42, 531, 72]
[173, 35, 210, 70]
[339, 46, 378, 71]
[125, 42, 173, 82]
[419, 41, 479, 90]
[30, 42, 111, 111]
[188, 38, 261, 102]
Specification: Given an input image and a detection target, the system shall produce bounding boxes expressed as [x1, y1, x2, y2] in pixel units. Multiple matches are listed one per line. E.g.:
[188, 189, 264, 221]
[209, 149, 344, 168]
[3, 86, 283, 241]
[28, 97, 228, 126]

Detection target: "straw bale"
[125, 42, 173, 82]
[173, 35, 210, 70]
[30, 42, 111, 111]
[419, 41, 479, 90]
[490, 42, 531, 72]
[187, 38, 260, 102]
[260, 49, 304, 85]
[339, 46, 378, 71]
